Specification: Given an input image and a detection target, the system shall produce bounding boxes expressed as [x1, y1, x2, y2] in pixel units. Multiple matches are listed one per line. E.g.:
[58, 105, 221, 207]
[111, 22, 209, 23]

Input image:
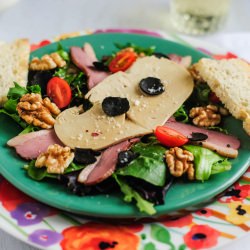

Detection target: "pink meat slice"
[7, 129, 63, 160]
[79, 139, 139, 186]
[164, 119, 240, 158]
[70, 43, 110, 89]
[168, 54, 192, 68]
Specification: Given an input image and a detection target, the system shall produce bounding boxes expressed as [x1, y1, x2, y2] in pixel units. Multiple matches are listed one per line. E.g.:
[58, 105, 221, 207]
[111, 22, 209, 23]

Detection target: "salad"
[0, 40, 240, 215]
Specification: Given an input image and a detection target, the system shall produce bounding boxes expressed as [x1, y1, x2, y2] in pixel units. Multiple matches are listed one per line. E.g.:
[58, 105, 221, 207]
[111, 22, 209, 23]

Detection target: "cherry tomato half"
[109, 51, 137, 73]
[155, 126, 188, 147]
[46, 77, 72, 109]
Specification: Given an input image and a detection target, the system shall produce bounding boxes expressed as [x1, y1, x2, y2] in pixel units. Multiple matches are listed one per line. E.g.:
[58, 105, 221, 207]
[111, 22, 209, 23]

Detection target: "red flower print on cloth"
[184, 224, 220, 249]
[0, 179, 33, 211]
[195, 208, 213, 217]
[60, 222, 140, 250]
[161, 214, 193, 228]
[218, 183, 250, 203]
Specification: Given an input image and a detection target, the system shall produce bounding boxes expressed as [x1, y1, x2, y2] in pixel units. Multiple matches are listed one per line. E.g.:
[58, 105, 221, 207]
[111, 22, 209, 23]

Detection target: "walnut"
[35, 144, 74, 174]
[189, 105, 221, 127]
[189, 65, 203, 81]
[17, 93, 60, 129]
[43, 97, 61, 115]
[219, 106, 230, 116]
[29, 52, 66, 71]
[166, 147, 195, 180]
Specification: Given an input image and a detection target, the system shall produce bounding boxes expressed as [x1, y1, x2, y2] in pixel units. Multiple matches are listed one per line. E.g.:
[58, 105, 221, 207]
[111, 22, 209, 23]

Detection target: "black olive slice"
[102, 97, 130, 116]
[92, 61, 109, 72]
[117, 150, 139, 168]
[139, 77, 165, 96]
[74, 148, 101, 165]
[188, 132, 208, 141]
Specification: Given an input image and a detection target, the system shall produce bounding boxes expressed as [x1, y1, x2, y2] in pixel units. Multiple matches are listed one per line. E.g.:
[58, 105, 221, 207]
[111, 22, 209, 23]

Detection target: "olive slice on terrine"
[139, 77, 165, 96]
[102, 97, 130, 116]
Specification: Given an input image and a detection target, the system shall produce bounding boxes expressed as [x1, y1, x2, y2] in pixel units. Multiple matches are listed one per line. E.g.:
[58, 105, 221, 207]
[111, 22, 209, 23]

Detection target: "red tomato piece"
[109, 51, 137, 73]
[46, 77, 72, 109]
[155, 126, 188, 147]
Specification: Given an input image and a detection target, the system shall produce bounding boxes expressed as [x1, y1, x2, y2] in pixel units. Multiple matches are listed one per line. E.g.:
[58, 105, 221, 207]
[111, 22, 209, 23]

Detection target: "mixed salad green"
[0, 42, 234, 215]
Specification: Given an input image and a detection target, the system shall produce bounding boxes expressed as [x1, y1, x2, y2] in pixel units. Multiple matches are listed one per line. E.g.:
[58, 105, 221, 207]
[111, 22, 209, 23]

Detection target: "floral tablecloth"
[0, 29, 250, 250]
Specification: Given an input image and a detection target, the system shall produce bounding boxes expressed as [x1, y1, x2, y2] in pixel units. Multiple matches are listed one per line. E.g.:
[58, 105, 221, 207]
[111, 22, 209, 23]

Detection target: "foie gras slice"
[55, 103, 150, 150]
[54, 56, 194, 150]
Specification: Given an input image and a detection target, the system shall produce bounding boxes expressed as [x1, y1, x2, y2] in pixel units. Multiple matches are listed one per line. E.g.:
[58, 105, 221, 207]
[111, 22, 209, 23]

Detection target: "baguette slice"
[0, 39, 30, 107]
[194, 58, 250, 136]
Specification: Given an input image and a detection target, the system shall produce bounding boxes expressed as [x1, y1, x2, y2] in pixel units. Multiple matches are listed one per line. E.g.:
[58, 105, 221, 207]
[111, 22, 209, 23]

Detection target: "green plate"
[0, 33, 250, 218]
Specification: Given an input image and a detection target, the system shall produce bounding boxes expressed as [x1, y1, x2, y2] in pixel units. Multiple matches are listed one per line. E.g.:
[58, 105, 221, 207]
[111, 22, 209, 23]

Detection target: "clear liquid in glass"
[170, 0, 230, 35]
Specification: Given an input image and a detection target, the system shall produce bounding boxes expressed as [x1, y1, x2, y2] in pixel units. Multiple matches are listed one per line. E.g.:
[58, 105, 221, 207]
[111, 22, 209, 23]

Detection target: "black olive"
[153, 52, 170, 59]
[139, 77, 165, 96]
[117, 150, 139, 168]
[188, 132, 208, 141]
[28, 69, 55, 95]
[74, 148, 101, 165]
[102, 97, 130, 116]
[92, 61, 109, 72]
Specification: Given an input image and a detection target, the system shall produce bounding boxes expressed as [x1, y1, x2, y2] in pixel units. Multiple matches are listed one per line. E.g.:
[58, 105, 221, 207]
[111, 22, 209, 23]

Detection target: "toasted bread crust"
[194, 58, 250, 136]
[0, 39, 30, 106]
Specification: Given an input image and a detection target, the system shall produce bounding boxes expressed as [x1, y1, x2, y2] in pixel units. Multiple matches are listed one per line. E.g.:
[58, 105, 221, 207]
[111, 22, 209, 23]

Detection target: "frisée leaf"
[113, 174, 156, 215]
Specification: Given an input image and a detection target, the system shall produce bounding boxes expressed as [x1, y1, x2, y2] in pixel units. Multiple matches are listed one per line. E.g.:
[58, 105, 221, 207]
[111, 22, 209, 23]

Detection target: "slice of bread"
[194, 58, 250, 136]
[0, 39, 30, 107]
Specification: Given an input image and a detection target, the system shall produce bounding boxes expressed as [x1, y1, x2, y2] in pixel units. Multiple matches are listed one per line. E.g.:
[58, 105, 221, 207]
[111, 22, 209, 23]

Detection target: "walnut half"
[29, 52, 66, 71]
[35, 144, 74, 174]
[17, 93, 60, 129]
[166, 147, 195, 180]
[189, 104, 221, 127]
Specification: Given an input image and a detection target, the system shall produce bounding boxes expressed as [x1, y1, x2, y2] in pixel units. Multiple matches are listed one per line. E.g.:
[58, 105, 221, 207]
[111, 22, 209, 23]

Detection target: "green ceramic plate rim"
[0, 33, 250, 218]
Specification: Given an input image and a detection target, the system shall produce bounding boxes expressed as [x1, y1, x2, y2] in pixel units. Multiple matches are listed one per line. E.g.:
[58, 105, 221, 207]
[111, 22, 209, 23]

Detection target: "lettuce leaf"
[173, 105, 189, 123]
[7, 82, 28, 99]
[183, 145, 231, 181]
[57, 43, 70, 62]
[0, 109, 27, 128]
[0, 82, 41, 129]
[116, 141, 167, 186]
[113, 174, 156, 215]
[25, 161, 85, 181]
[19, 124, 40, 135]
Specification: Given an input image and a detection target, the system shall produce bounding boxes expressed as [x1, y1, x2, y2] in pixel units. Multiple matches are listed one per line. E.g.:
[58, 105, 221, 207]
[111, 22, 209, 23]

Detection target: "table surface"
[0, 0, 250, 249]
